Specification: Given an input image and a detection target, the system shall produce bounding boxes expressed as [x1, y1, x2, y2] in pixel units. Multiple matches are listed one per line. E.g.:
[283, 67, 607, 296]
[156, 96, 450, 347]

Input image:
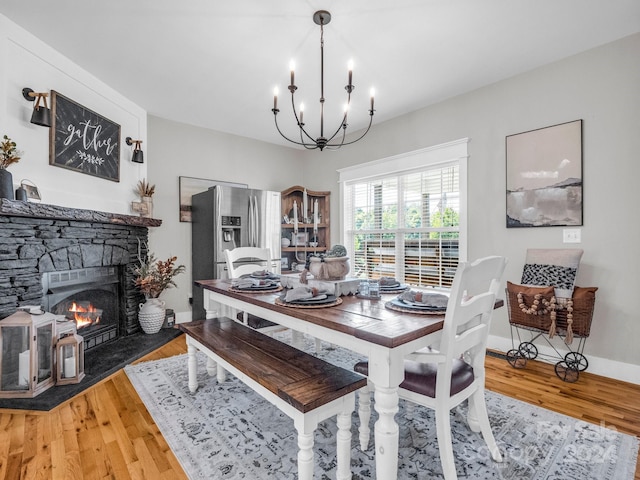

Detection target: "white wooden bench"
[179, 317, 367, 480]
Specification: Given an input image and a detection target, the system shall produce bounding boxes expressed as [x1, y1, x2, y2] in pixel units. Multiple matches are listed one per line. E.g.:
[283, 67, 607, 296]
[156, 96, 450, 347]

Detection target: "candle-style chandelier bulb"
[271, 10, 375, 151]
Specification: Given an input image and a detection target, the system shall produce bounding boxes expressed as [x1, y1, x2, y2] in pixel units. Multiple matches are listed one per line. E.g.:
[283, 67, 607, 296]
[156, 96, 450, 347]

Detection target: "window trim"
[338, 138, 469, 264]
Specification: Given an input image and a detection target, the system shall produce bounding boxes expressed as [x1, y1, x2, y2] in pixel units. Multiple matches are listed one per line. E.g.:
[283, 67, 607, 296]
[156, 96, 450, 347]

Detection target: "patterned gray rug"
[125, 334, 638, 479]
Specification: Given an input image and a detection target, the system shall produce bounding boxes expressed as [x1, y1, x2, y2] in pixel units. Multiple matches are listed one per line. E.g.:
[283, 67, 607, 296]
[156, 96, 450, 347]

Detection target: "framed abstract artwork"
[506, 119, 583, 228]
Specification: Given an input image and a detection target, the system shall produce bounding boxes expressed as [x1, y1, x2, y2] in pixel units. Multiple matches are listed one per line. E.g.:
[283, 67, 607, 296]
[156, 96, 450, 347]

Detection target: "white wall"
[146, 116, 304, 320]
[303, 33, 640, 380]
[0, 14, 147, 213]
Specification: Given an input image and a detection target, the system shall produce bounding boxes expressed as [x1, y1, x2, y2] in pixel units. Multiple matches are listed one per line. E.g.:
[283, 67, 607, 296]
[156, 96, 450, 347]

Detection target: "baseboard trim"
[488, 334, 640, 386]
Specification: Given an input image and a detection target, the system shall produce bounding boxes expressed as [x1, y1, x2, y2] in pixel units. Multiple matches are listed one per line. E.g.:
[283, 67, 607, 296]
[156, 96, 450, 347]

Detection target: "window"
[339, 139, 468, 288]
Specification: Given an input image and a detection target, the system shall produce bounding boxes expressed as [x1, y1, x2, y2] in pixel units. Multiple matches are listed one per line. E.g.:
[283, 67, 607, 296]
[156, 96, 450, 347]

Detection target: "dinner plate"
[243, 283, 278, 290]
[380, 284, 409, 292]
[387, 297, 447, 312]
[281, 294, 337, 305]
[400, 299, 447, 310]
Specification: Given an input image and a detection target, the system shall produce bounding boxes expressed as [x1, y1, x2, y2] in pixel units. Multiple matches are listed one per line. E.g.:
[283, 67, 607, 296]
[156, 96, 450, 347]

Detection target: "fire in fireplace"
[68, 301, 102, 328]
[41, 266, 123, 350]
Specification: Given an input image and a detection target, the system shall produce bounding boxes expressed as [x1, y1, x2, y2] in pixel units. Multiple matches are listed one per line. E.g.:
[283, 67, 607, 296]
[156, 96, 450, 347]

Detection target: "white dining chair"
[224, 247, 323, 352]
[223, 247, 286, 332]
[224, 247, 274, 279]
[354, 255, 508, 480]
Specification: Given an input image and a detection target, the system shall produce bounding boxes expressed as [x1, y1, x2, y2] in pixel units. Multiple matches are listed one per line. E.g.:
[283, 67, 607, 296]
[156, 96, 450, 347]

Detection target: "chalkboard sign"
[49, 91, 121, 182]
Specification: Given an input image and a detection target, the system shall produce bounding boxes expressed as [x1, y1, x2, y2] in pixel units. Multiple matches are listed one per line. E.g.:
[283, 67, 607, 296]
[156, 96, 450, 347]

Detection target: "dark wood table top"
[196, 278, 447, 349]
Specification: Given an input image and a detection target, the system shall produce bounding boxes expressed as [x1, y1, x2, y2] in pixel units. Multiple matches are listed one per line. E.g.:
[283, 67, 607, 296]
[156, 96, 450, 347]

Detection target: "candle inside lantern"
[19, 349, 30, 387]
[64, 355, 76, 379]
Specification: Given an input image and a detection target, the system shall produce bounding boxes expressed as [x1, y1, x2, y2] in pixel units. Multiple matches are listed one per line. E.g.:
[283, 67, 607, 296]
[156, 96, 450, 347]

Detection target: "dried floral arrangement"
[135, 179, 155, 198]
[133, 247, 186, 298]
[0, 135, 22, 169]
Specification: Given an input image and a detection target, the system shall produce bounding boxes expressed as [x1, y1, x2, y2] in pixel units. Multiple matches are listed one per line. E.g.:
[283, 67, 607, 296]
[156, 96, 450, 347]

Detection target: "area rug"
[125, 334, 638, 479]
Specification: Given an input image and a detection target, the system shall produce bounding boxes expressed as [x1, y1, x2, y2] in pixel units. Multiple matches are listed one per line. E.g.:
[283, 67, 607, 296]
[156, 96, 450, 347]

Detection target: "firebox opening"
[42, 267, 124, 350]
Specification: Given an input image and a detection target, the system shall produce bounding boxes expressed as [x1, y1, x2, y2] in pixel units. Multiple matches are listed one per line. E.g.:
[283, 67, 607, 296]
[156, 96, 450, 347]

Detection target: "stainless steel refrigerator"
[191, 185, 281, 319]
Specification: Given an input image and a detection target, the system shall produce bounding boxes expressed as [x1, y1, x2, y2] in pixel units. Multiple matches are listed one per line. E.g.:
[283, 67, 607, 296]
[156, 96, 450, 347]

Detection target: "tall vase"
[138, 298, 165, 334]
[0, 169, 14, 200]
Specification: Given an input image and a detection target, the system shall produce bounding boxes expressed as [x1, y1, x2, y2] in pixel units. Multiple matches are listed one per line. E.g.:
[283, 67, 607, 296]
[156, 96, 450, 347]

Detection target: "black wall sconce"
[22, 88, 51, 127]
[126, 137, 144, 163]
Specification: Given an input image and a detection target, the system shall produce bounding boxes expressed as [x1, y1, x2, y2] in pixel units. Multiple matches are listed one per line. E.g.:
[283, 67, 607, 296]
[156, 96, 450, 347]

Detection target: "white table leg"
[217, 365, 227, 383]
[466, 394, 480, 432]
[206, 357, 217, 377]
[336, 399, 354, 480]
[374, 385, 400, 480]
[291, 330, 304, 349]
[358, 384, 372, 450]
[187, 342, 198, 393]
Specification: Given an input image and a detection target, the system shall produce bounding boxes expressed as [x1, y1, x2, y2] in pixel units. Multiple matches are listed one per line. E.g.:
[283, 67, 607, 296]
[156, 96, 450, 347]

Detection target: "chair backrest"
[439, 256, 507, 382]
[224, 247, 272, 279]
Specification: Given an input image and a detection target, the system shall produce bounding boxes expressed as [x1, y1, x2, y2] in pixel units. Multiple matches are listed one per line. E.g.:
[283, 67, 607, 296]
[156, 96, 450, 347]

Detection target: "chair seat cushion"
[354, 358, 475, 398]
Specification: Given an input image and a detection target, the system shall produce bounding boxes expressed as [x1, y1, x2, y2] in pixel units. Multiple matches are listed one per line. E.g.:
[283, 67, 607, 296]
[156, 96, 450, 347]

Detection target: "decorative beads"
[517, 292, 556, 316]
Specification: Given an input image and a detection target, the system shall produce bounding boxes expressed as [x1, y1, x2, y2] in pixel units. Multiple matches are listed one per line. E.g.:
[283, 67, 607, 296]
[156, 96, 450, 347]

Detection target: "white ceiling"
[2, 0, 639, 148]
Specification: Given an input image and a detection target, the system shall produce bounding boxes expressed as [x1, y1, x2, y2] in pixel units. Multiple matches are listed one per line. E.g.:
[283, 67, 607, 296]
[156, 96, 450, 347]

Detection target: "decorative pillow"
[570, 286, 598, 308]
[506, 281, 555, 303]
[521, 248, 583, 299]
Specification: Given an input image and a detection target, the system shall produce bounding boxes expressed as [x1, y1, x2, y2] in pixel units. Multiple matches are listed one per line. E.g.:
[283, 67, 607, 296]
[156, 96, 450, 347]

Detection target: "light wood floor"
[0, 335, 638, 479]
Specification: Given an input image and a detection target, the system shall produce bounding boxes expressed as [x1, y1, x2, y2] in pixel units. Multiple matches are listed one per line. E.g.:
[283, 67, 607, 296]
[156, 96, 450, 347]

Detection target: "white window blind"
[339, 140, 468, 288]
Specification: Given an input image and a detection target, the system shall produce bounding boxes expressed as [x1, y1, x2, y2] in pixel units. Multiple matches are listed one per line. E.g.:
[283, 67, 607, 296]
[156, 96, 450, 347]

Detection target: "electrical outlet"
[563, 228, 581, 243]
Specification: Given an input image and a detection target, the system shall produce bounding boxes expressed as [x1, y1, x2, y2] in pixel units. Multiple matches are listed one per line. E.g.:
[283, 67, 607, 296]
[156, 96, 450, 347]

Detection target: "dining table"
[196, 278, 457, 480]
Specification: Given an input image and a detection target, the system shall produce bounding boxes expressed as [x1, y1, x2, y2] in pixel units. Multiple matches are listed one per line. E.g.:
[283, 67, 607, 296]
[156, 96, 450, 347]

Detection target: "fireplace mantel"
[0, 198, 161, 227]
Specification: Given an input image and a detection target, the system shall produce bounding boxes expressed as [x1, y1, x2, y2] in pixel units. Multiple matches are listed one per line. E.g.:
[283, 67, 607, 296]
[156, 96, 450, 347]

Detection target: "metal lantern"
[55, 333, 85, 385]
[0, 311, 56, 398]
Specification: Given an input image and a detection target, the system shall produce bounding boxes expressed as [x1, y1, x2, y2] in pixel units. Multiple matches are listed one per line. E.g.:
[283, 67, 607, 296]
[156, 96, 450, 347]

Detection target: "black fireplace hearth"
[0, 328, 182, 411]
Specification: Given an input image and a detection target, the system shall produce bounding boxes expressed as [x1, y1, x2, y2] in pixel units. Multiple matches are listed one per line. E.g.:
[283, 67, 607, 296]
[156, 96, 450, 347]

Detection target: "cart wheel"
[564, 352, 588, 371]
[555, 361, 579, 383]
[506, 349, 527, 369]
[518, 341, 538, 360]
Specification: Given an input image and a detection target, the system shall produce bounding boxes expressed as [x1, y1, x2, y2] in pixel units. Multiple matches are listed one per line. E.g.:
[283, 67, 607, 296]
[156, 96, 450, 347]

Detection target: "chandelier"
[271, 10, 375, 151]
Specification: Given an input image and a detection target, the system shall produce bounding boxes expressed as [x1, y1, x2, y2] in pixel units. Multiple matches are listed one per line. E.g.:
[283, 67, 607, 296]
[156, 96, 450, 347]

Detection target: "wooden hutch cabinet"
[280, 186, 330, 272]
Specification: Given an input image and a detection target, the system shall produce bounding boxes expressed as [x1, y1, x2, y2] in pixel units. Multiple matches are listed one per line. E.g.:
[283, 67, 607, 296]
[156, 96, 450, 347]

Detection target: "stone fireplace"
[0, 199, 161, 343]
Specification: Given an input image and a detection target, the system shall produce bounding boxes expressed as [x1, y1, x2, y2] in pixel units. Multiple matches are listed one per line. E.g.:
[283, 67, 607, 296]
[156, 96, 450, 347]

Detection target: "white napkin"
[232, 278, 257, 289]
[284, 286, 323, 302]
[380, 276, 400, 287]
[400, 290, 448, 307]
